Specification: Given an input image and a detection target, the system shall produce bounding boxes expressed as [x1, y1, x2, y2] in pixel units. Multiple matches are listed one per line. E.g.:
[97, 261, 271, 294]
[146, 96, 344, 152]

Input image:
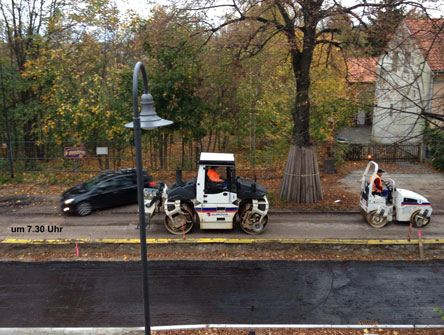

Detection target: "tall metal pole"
[132, 61, 151, 335]
[0, 60, 14, 178]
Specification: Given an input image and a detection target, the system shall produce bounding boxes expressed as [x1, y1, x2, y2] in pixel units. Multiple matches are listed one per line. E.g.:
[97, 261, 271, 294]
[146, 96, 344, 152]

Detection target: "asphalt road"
[1, 260, 443, 327]
[2, 210, 444, 241]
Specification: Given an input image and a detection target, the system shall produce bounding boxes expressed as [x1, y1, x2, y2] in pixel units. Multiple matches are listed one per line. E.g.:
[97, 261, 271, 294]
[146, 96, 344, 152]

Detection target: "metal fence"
[0, 140, 426, 176]
[0, 139, 287, 175]
[346, 143, 423, 162]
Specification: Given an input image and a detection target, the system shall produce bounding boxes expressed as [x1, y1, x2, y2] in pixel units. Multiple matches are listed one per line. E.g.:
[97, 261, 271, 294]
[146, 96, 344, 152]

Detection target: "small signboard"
[96, 147, 108, 155]
[2, 143, 6, 149]
[64, 146, 87, 159]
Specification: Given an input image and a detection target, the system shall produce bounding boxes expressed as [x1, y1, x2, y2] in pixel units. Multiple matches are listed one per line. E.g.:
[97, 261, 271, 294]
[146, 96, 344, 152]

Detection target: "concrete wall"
[372, 23, 431, 144]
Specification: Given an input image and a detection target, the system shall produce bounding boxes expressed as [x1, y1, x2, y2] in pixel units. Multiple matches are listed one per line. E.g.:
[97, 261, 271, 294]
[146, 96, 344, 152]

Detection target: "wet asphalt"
[1, 260, 443, 327]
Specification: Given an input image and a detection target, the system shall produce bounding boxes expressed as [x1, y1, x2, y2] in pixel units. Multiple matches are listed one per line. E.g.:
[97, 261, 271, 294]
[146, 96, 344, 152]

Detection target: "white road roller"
[360, 160, 432, 228]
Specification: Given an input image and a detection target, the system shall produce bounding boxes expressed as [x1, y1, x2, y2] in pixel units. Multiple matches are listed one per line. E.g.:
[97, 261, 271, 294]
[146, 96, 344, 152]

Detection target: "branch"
[422, 111, 444, 123]
[315, 28, 340, 39]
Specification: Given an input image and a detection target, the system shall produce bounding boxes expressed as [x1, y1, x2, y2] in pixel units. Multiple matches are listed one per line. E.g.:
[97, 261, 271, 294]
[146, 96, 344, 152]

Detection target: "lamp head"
[125, 93, 173, 129]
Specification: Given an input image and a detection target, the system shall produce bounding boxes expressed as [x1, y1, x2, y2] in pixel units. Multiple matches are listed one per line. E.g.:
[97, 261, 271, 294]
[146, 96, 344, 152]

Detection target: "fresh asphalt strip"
[1, 237, 444, 244]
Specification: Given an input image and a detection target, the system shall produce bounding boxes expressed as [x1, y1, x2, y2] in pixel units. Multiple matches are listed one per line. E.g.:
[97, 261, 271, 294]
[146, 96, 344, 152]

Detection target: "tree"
[0, 0, 64, 163]
[177, 0, 428, 202]
[135, 7, 208, 168]
[365, 0, 406, 56]
[21, 0, 135, 148]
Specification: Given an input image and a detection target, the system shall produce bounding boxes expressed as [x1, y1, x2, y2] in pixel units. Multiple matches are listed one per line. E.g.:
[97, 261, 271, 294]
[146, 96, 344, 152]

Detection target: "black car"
[61, 168, 154, 216]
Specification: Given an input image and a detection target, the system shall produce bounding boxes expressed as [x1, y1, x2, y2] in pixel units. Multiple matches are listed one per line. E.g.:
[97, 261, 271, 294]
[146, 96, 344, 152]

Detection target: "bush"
[425, 129, 444, 172]
[331, 143, 351, 166]
[0, 174, 11, 184]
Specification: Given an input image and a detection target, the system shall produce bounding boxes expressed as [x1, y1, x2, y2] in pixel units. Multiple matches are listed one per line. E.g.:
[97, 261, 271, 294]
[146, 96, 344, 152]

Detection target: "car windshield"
[83, 173, 112, 191]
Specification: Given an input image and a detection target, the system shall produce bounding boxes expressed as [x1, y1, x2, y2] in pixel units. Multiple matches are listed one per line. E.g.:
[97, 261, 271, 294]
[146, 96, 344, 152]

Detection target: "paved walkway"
[338, 126, 372, 144]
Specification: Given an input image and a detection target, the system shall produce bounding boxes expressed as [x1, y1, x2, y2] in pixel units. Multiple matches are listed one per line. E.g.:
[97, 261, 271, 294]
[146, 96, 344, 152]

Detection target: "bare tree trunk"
[113, 145, 117, 169]
[207, 130, 212, 151]
[189, 141, 193, 169]
[149, 137, 154, 169]
[97, 156, 103, 170]
[182, 137, 185, 168]
[222, 135, 228, 150]
[212, 130, 218, 152]
[158, 134, 163, 169]
[163, 133, 168, 170]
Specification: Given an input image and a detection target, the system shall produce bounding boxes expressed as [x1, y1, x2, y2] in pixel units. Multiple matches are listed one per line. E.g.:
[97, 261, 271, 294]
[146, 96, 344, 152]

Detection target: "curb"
[2, 237, 444, 245]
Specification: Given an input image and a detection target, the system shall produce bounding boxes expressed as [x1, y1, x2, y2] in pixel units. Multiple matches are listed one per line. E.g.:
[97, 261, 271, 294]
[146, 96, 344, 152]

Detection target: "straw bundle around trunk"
[279, 144, 323, 203]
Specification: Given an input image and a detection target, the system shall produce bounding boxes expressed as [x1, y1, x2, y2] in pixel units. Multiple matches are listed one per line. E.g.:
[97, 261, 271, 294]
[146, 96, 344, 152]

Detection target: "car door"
[115, 175, 138, 205]
[203, 166, 237, 205]
[94, 177, 125, 208]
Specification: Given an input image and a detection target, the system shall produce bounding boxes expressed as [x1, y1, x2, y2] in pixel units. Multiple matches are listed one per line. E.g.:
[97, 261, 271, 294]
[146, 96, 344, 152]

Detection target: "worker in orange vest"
[207, 166, 223, 182]
[371, 168, 388, 196]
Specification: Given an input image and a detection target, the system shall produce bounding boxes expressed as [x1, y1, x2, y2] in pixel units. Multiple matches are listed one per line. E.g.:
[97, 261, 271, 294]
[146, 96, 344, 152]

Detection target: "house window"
[404, 51, 411, 72]
[392, 52, 399, 72]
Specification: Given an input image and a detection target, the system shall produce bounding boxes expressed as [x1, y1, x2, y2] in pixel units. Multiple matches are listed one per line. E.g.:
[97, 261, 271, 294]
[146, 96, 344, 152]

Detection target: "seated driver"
[371, 168, 388, 197]
[207, 166, 223, 183]
[207, 166, 226, 190]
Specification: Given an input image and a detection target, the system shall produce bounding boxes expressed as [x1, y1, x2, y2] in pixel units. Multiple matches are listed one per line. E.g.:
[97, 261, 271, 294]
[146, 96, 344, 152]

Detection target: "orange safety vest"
[371, 175, 382, 193]
[207, 168, 222, 182]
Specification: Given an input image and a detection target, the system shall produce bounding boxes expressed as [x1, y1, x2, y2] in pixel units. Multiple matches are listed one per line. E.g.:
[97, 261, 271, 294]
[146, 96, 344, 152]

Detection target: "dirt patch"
[1, 243, 443, 262]
[0, 195, 56, 214]
[147, 328, 444, 335]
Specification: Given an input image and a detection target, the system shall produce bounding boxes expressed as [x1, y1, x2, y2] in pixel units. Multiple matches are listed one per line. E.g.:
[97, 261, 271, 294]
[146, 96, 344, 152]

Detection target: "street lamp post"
[125, 61, 173, 335]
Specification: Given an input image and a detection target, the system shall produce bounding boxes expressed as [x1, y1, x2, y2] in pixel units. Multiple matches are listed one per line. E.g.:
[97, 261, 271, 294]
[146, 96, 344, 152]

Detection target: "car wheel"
[76, 202, 92, 216]
[410, 210, 431, 228]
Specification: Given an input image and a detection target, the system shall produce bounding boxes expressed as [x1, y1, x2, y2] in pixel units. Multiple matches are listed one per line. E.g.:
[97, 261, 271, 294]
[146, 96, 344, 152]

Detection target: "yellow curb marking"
[2, 238, 444, 245]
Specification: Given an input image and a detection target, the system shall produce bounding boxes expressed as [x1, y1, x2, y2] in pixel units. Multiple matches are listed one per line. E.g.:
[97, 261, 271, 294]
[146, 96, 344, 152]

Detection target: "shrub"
[0, 174, 11, 184]
[331, 143, 351, 166]
[425, 129, 444, 172]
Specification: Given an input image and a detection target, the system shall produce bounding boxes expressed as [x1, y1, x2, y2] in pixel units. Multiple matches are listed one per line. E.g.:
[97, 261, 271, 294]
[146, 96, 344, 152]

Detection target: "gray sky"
[115, 0, 158, 17]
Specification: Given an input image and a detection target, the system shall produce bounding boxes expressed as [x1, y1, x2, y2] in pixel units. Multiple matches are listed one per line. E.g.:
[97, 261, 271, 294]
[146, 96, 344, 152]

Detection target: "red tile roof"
[404, 18, 444, 72]
[346, 57, 378, 83]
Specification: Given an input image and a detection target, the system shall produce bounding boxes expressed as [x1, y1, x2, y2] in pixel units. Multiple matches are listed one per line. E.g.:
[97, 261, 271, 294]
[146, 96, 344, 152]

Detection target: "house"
[372, 18, 444, 144]
[346, 57, 378, 126]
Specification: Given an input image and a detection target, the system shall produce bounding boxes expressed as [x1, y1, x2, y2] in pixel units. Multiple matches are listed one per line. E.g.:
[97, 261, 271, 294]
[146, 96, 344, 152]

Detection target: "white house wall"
[372, 23, 432, 144]
[431, 73, 444, 128]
